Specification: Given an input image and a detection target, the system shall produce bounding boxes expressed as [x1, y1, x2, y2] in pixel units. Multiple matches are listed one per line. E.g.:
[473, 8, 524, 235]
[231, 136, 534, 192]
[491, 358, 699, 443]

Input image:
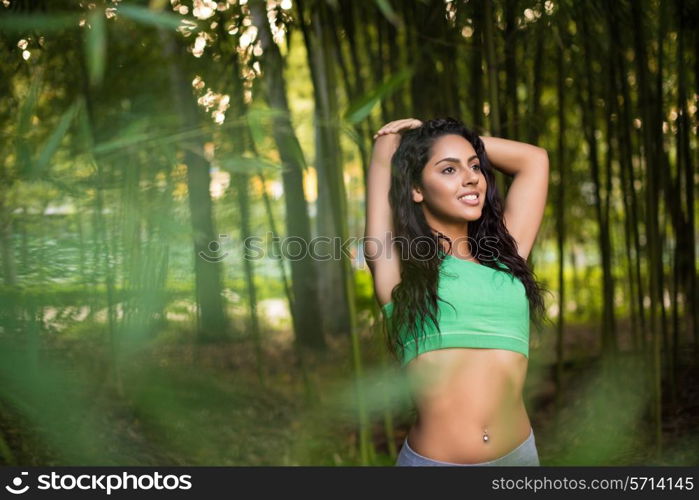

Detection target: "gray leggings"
[395, 427, 540, 466]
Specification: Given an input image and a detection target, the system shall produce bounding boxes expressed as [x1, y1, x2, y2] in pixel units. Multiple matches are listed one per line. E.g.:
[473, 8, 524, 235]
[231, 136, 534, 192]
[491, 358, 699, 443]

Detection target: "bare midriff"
[404, 347, 532, 464]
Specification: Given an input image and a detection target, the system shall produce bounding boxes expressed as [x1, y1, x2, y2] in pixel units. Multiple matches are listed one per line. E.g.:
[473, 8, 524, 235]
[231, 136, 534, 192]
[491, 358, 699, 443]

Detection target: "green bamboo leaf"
[16, 71, 43, 176]
[0, 13, 80, 32]
[43, 174, 83, 198]
[246, 108, 268, 148]
[90, 119, 216, 156]
[84, 8, 106, 87]
[92, 132, 155, 155]
[343, 66, 413, 124]
[374, 0, 404, 28]
[17, 70, 41, 135]
[217, 155, 284, 174]
[31, 100, 80, 179]
[339, 121, 362, 148]
[76, 96, 94, 151]
[92, 119, 156, 154]
[280, 133, 308, 172]
[117, 4, 189, 30]
[245, 106, 305, 170]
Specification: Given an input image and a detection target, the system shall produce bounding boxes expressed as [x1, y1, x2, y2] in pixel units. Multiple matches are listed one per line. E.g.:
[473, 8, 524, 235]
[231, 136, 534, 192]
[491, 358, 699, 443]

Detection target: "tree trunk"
[161, 31, 229, 342]
[609, 1, 645, 351]
[249, 0, 326, 350]
[503, 0, 520, 140]
[223, 32, 266, 387]
[630, 0, 664, 456]
[673, 0, 697, 357]
[527, 0, 545, 145]
[482, 0, 507, 195]
[337, 0, 375, 186]
[409, 0, 454, 118]
[467, 0, 485, 131]
[295, 0, 352, 340]
[79, 53, 121, 393]
[297, 0, 371, 463]
[554, 29, 566, 405]
[576, 5, 617, 356]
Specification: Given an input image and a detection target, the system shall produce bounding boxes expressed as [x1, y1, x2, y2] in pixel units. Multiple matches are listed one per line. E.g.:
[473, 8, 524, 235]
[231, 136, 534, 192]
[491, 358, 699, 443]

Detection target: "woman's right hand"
[373, 118, 423, 140]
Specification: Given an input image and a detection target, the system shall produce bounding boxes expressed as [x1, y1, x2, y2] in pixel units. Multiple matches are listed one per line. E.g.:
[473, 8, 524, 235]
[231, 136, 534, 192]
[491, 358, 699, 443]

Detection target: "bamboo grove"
[0, 0, 696, 465]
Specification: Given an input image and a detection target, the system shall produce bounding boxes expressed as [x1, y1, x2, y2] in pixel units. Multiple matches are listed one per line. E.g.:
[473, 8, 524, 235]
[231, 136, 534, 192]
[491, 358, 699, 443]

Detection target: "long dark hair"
[384, 117, 552, 362]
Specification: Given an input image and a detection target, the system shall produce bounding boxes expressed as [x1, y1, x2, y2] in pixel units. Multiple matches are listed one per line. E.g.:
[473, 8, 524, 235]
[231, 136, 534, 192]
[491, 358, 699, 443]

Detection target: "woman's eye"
[442, 164, 479, 174]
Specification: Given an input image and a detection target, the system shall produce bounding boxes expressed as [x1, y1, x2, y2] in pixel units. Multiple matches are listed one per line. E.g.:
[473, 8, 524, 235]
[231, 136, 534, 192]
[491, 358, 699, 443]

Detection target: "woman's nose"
[462, 170, 479, 185]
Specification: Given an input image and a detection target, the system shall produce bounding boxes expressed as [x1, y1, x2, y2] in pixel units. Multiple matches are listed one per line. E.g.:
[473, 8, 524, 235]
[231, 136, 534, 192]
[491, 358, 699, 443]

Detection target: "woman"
[363, 117, 550, 466]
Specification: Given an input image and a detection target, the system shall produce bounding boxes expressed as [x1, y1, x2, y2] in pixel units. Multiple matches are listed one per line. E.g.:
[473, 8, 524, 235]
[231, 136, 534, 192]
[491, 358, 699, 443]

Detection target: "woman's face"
[411, 134, 487, 223]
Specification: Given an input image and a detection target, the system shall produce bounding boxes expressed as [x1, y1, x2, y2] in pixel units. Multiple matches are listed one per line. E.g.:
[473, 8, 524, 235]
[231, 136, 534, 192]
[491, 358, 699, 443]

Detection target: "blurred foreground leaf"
[84, 8, 106, 87]
[0, 13, 80, 33]
[344, 66, 413, 124]
[118, 4, 190, 30]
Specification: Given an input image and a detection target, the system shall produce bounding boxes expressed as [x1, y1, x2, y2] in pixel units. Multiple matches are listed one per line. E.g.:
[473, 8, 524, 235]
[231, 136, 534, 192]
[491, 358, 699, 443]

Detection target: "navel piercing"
[482, 427, 489, 443]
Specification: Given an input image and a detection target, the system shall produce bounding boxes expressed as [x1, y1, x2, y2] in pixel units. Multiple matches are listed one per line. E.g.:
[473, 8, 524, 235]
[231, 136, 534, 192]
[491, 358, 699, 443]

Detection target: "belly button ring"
[483, 428, 489, 442]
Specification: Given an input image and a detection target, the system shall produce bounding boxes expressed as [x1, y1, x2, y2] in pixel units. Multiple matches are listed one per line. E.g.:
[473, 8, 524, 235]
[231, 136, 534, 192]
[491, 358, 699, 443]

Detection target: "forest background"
[0, 0, 697, 466]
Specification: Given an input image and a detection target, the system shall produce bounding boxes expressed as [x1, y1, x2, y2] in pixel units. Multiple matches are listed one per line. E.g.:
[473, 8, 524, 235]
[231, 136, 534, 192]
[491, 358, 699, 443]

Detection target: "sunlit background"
[0, 0, 697, 466]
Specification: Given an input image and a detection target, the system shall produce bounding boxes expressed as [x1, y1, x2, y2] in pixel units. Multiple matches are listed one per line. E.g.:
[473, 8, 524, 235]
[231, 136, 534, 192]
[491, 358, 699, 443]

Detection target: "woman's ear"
[412, 185, 423, 203]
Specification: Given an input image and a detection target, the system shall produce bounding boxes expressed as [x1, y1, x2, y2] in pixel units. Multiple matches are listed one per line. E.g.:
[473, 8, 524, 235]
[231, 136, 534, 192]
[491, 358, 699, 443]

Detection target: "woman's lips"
[458, 195, 480, 206]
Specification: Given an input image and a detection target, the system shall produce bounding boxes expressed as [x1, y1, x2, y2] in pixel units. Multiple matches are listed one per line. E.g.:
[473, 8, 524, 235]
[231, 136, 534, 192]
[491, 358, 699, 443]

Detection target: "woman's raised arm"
[363, 118, 422, 306]
[479, 135, 549, 261]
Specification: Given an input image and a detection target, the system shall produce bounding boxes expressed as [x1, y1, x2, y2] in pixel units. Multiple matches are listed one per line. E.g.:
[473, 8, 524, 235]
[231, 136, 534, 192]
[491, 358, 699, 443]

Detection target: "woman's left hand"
[373, 118, 423, 140]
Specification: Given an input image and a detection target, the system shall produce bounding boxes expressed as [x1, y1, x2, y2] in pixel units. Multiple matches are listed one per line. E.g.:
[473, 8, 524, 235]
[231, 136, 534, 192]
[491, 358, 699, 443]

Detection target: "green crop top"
[381, 253, 530, 366]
